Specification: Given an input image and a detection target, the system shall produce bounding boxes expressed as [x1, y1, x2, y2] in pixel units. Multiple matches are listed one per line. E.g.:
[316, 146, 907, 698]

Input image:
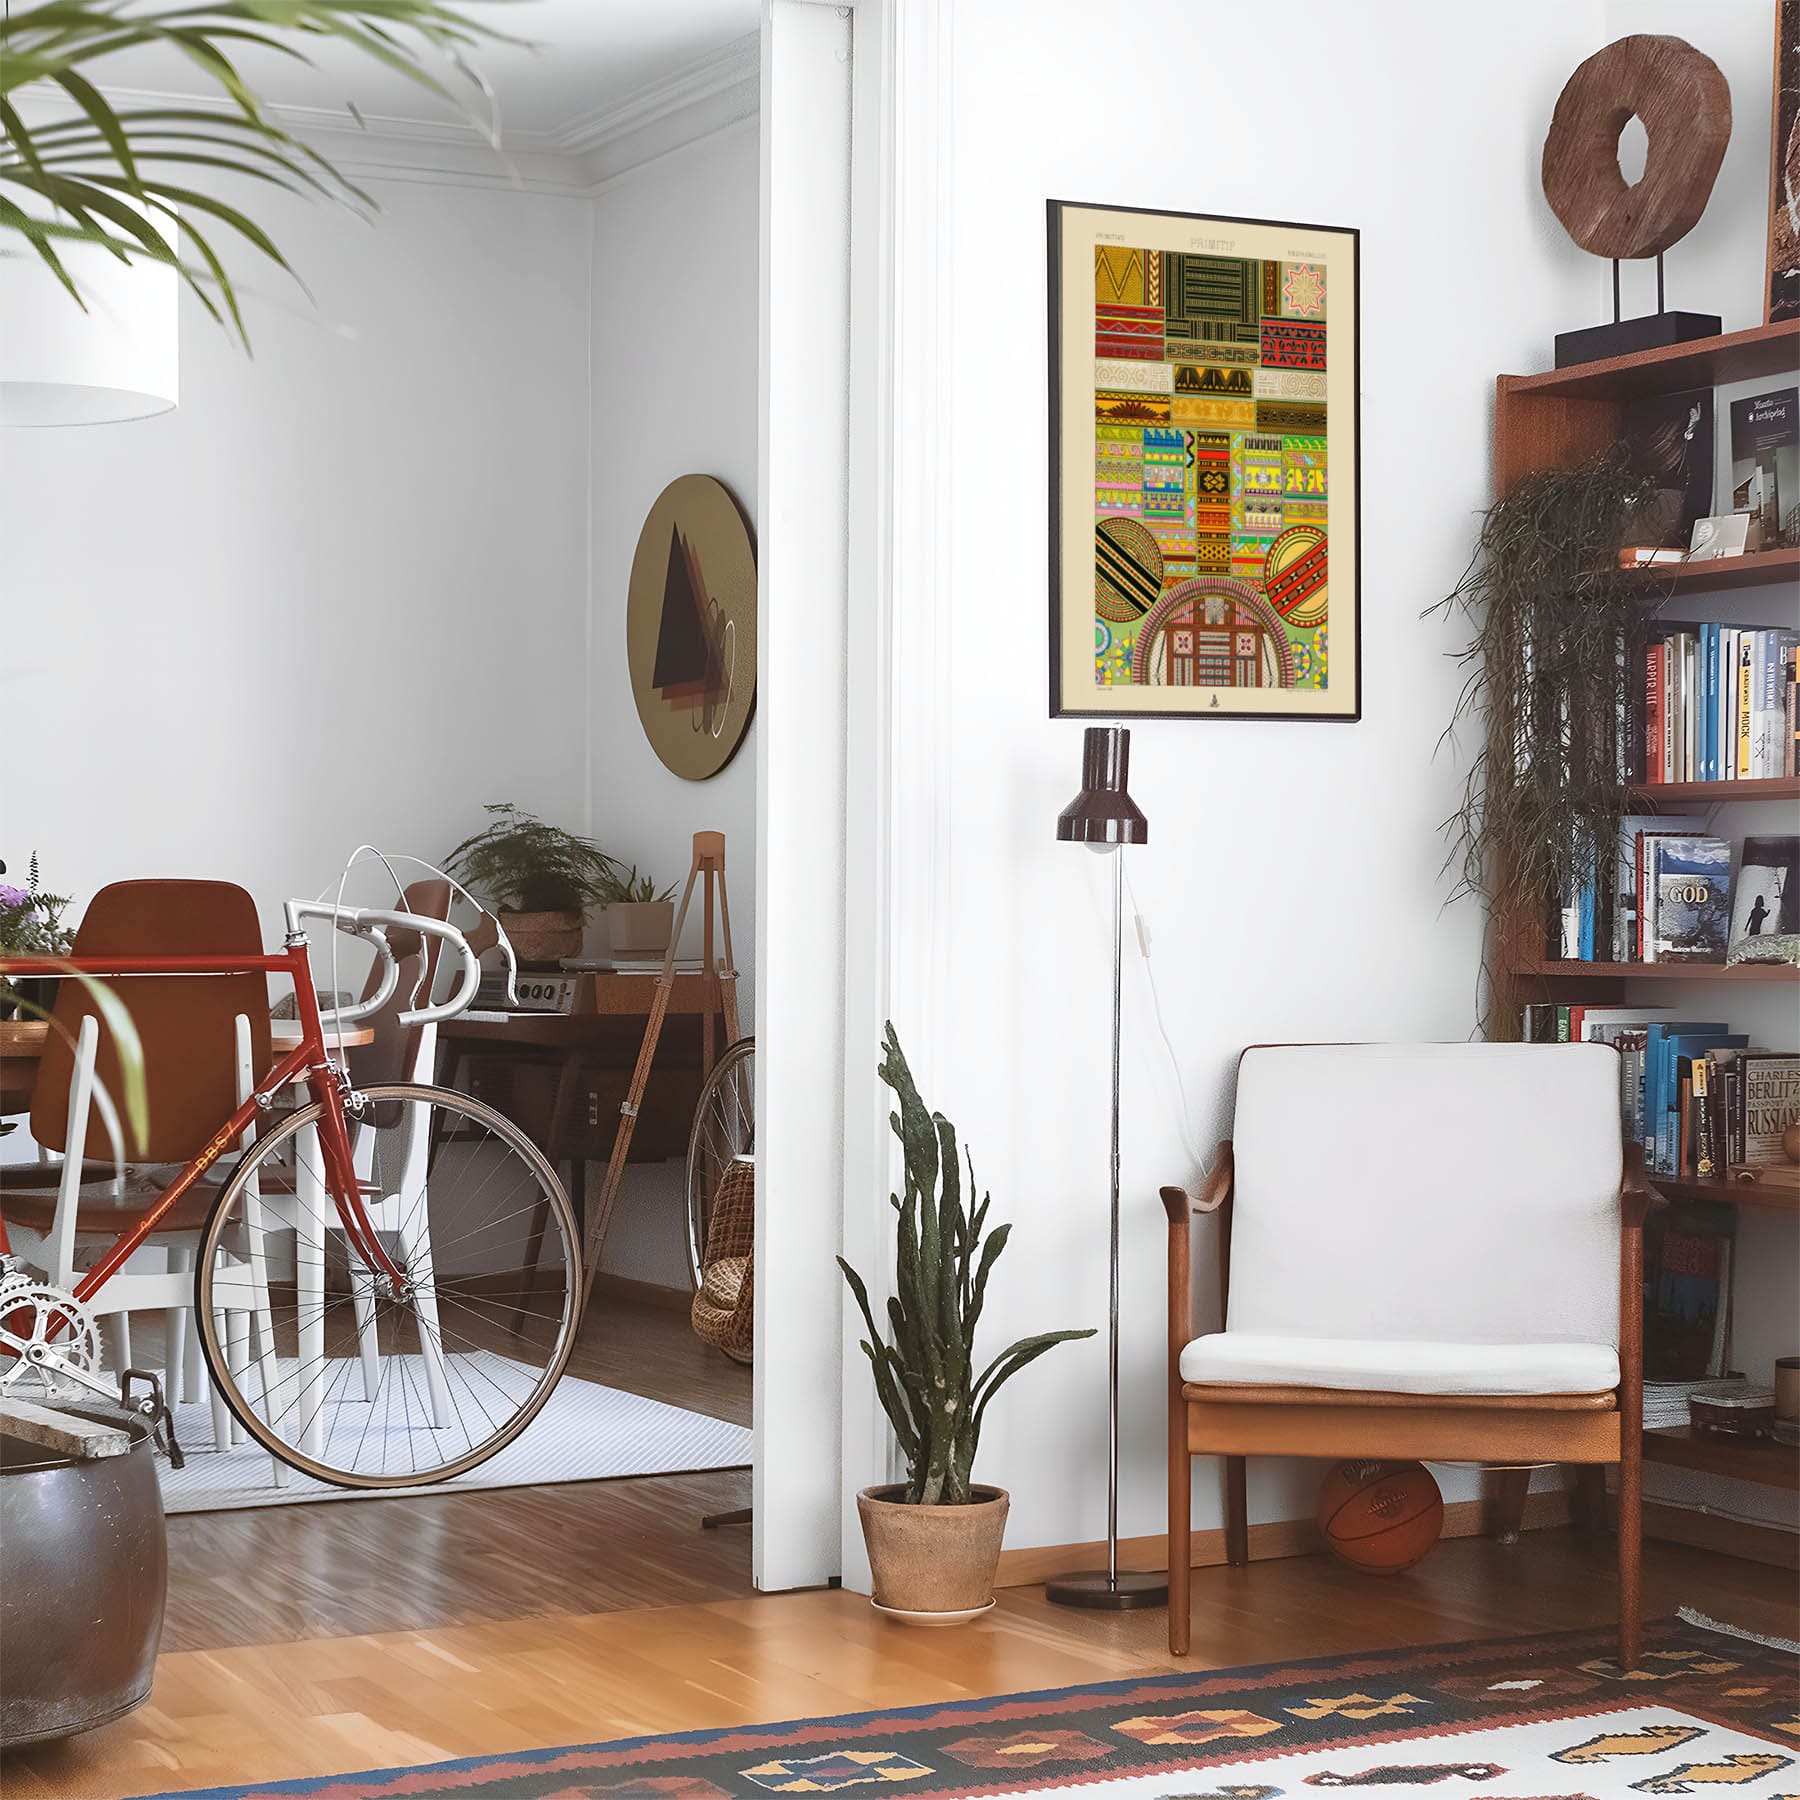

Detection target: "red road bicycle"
[0, 899, 582, 1488]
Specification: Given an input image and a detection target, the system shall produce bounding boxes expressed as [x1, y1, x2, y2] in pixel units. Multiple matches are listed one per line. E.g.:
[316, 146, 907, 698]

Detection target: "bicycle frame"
[0, 937, 406, 1301]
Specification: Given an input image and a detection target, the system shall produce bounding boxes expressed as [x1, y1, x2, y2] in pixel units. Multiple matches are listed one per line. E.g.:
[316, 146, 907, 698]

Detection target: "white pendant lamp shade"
[0, 214, 179, 426]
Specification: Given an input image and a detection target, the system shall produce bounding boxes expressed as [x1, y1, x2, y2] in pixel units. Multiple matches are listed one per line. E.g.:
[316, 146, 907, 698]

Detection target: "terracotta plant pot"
[856, 1484, 1008, 1623]
[499, 909, 585, 969]
[605, 900, 675, 959]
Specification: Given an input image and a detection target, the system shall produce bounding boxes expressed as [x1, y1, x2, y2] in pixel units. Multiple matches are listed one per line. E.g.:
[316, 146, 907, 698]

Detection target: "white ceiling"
[94, 0, 762, 147]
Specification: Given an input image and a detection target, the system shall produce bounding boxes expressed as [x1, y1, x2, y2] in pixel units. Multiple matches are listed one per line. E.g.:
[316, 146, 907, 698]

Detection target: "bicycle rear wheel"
[685, 1037, 755, 1290]
[195, 1082, 580, 1488]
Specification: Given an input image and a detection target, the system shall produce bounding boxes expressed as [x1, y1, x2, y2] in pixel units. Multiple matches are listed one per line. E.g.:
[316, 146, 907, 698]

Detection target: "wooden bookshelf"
[1490, 325, 1800, 1561]
[1643, 1426, 1800, 1491]
[1495, 320, 1800, 491]
[1626, 545, 1800, 595]
[1512, 959, 1800, 983]
[1648, 1174, 1800, 1214]
[1628, 776, 1800, 804]
[1501, 318, 1800, 403]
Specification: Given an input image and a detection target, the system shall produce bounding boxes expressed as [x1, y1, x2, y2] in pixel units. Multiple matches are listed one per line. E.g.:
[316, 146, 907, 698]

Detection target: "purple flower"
[0, 886, 31, 910]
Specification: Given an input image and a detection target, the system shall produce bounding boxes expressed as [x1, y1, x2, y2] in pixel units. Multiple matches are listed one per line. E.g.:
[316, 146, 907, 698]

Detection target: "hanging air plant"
[1429, 446, 1666, 1025]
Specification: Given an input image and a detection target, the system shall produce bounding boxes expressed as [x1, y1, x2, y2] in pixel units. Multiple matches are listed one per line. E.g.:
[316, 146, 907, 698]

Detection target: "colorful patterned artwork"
[1051, 202, 1360, 719]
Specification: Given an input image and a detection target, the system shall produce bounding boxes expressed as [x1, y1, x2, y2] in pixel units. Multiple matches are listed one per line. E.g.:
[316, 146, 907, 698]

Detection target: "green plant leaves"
[837, 1024, 1095, 1506]
[0, 1, 517, 348]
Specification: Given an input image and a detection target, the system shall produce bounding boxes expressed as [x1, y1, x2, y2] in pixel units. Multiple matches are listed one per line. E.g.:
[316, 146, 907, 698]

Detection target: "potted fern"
[838, 1025, 1094, 1623]
[445, 805, 617, 968]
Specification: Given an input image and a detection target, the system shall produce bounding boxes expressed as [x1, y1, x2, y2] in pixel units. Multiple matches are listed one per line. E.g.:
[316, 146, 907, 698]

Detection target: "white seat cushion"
[1180, 1332, 1619, 1397]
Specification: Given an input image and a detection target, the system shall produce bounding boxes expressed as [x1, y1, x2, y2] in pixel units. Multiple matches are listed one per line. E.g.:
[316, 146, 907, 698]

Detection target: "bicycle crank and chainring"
[0, 1278, 110, 1402]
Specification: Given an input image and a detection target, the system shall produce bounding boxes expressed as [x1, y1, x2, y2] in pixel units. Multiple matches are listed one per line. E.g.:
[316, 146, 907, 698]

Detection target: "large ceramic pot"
[856, 1484, 1009, 1625]
[499, 908, 585, 969]
[0, 1405, 167, 1747]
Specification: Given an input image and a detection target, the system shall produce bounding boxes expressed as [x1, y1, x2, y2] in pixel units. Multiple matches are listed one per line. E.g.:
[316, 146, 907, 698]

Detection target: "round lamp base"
[1043, 1568, 1169, 1610]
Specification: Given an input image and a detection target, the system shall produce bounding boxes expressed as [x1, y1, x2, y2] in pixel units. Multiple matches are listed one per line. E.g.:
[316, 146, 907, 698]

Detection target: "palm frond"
[0, 0, 522, 347]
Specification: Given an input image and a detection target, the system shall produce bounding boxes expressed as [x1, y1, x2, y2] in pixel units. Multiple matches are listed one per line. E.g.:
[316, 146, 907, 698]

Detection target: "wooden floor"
[7, 1531, 1796, 1800]
[7, 1299, 1798, 1798]
[160, 1285, 755, 1651]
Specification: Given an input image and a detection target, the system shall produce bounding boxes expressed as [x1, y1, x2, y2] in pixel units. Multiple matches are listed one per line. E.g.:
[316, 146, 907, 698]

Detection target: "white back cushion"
[1227, 1044, 1622, 1348]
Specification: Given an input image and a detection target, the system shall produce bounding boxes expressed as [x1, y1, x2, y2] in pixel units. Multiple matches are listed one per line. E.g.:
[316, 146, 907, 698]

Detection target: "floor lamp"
[1046, 725, 1167, 1610]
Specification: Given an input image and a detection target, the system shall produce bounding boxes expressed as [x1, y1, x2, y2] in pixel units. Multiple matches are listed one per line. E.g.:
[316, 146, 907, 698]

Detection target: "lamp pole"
[1046, 725, 1167, 1611]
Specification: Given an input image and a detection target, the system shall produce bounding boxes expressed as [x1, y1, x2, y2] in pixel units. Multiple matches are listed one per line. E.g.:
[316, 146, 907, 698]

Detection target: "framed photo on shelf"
[1048, 199, 1361, 721]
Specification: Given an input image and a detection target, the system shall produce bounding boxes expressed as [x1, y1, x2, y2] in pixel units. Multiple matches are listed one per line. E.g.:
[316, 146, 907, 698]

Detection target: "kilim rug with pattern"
[137, 1613, 1797, 1800]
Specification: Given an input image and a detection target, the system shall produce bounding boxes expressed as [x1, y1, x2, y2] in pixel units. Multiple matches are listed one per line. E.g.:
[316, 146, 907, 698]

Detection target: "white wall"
[2, 134, 764, 1295]
[586, 119, 763, 1285]
[3, 177, 591, 923]
[880, 0, 1643, 1556]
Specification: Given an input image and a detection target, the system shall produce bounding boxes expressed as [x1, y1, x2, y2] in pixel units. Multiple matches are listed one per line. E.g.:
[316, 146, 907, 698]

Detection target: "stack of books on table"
[1638, 624, 1799, 784]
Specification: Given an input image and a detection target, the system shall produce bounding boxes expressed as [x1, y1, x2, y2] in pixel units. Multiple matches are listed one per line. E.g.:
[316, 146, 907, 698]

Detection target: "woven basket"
[691, 1156, 754, 1362]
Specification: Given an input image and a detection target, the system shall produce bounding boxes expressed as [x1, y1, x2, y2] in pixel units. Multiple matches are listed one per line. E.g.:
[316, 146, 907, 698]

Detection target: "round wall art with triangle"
[625, 474, 757, 782]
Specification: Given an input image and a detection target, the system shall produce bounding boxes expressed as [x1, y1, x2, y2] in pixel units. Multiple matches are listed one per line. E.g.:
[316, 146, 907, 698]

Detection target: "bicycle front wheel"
[196, 1082, 581, 1488]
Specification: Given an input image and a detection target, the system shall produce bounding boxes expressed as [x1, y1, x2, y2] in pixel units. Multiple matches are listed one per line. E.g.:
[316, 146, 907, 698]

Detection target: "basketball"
[1315, 1460, 1443, 1574]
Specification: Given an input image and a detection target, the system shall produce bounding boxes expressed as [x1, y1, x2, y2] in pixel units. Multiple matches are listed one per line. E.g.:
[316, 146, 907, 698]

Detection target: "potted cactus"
[838, 1025, 1094, 1623]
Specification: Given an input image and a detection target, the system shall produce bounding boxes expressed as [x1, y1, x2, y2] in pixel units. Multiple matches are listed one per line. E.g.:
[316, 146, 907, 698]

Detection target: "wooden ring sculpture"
[1541, 34, 1731, 260]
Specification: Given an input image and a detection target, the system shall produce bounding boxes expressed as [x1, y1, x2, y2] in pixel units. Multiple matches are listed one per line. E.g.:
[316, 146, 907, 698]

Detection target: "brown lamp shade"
[1056, 725, 1148, 847]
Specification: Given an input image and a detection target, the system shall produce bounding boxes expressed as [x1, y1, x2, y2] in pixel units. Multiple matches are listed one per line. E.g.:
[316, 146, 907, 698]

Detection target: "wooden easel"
[580, 831, 740, 1312]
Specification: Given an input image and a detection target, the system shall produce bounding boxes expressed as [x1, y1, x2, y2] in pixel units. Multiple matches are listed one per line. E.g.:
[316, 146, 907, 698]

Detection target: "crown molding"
[553, 31, 759, 157]
[14, 31, 763, 196]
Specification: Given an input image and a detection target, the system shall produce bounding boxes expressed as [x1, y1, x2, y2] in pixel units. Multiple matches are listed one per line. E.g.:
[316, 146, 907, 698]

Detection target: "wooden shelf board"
[1629, 776, 1800, 804]
[1625, 546, 1800, 596]
[1511, 959, 1800, 983]
[1500, 319, 1800, 402]
[1648, 1174, 1800, 1215]
[1643, 1425, 1800, 1491]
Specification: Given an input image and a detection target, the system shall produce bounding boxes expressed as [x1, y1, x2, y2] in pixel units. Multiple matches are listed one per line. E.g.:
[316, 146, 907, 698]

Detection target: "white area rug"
[155, 1366, 751, 1513]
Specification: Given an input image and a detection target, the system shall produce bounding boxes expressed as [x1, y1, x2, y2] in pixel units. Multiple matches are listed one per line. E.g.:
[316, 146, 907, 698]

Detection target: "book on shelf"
[1643, 1202, 1736, 1382]
[1615, 813, 1705, 962]
[1740, 1051, 1800, 1166]
[1644, 836, 1732, 963]
[1729, 387, 1798, 548]
[1626, 387, 1715, 548]
[1539, 822, 1798, 970]
[1727, 835, 1799, 954]
[1638, 624, 1799, 784]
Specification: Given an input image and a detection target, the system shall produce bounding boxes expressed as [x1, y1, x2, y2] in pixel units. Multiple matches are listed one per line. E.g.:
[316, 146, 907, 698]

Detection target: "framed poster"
[1768, 0, 1800, 323]
[1048, 200, 1360, 720]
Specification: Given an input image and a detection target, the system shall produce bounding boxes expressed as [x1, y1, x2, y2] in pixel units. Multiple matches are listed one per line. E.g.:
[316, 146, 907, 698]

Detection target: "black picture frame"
[1048, 198, 1362, 722]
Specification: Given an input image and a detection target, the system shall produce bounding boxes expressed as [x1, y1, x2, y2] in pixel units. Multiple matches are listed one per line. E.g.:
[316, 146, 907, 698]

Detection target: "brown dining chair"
[2, 879, 275, 1455]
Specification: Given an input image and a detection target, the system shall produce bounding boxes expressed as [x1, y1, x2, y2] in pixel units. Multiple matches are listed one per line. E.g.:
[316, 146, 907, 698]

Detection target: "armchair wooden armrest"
[1160, 1141, 1234, 1222]
[1162, 1142, 1234, 1368]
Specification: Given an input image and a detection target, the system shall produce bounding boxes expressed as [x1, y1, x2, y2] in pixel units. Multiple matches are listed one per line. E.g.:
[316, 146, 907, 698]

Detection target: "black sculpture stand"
[1553, 252, 1719, 367]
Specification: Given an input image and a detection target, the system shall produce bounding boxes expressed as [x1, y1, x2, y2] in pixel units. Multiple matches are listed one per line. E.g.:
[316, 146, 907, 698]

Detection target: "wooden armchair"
[1162, 1043, 1650, 1668]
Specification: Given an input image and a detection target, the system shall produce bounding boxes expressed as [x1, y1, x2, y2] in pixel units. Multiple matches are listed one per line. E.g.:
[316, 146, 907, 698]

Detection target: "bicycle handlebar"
[282, 900, 505, 1028]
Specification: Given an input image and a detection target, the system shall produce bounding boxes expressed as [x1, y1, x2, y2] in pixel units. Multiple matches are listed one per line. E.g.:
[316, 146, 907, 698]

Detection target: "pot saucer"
[869, 1597, 996, 1628]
